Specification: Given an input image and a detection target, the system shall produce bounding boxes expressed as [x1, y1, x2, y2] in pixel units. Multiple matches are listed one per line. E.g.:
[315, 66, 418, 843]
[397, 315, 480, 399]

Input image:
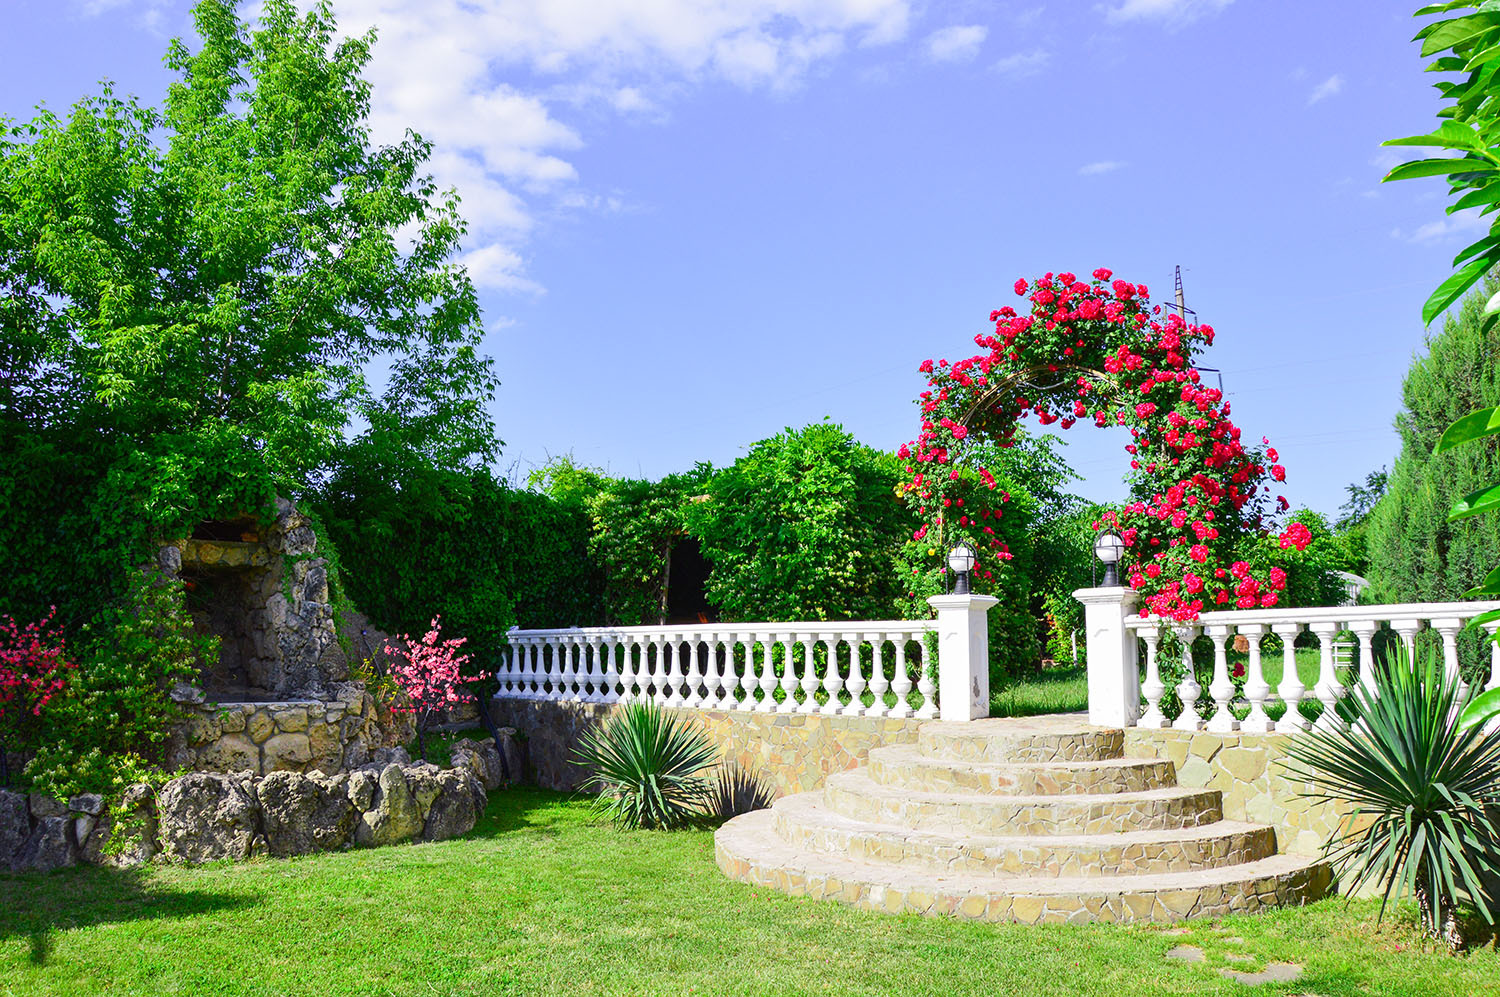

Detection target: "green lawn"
[3, 788, 1494, 996]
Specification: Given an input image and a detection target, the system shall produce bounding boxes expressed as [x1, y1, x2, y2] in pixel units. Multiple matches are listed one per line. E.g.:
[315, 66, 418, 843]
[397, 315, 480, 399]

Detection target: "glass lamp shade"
[1093, 532, 1125, 564]
[946, 544, 977, 575]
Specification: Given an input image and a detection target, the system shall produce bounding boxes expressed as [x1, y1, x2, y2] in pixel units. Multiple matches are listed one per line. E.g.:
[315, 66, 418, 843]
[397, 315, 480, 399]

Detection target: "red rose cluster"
[901, 269, 1308, 622]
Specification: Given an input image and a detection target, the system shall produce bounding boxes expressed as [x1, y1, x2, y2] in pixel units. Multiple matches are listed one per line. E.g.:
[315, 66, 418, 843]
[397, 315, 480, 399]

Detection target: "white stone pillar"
[1073, 586, 1142, 728]
[927, 593, 1000, 722]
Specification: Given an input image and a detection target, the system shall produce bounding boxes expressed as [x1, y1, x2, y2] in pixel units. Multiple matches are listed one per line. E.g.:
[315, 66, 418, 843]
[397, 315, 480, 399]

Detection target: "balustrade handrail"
[505, 619, 936, 640]
[1123, 600, 1500, 630]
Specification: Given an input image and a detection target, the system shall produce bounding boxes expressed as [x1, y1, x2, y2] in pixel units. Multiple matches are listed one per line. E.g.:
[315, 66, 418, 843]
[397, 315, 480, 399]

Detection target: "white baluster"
[915, 637, 938, 719]
[1205, 624, 1237, 733]
[796, 633, 819, 713]
[865, 635, 889, 718]
[1349, 620, 1378, 698]
[706, 635, 728, 709]
[842, 637, 868, 716]
[820, 638, 843, 715]
[1172, 625, 1203, 731]
[663, 636, 684, 707]
[647, 636, 666, 704]
[601, 638, 620, 703]
[1391, 619, 1422, 666]
[539, 640, 557, 700]
[889, 636, 914, 719]
[1137, 626, 1167, 728]
[1432, 618, 1466, 699]
[723, 636, 745, 709]
[1238, 624, 1273, 733]
[757, 635, 779, 712]
[1273, 622, 1307, 732]
[682, 637, 704, 708]
[623, 636, 642, 704]
[581, 637, 599, 702]
[1310, 621, 1346, 730]
[566, 637, 582, 701]
[777, 635, 798, 713]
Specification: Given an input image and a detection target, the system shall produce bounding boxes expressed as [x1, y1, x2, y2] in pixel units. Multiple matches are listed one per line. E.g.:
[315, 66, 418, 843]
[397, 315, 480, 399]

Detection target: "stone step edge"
[773, 791, 1272, 851]
[716, 810, 1333, 924]
[867, 745, 1178, 792]
[770, 794, 1276, 877]
[826, 769, 1216, 809]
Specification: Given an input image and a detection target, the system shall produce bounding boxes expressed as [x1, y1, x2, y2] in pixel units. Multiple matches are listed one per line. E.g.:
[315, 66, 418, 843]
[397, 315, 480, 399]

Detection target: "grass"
[3, 788, 1495, 996]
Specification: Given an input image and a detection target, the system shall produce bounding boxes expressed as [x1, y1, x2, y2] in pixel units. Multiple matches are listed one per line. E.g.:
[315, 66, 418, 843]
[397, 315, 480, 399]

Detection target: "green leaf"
[1435, 405, 1500, 452]
[1416, 2, 1481, 14]
[1462, 563, 1500, 596]
[1420, 12, 1500, 57]
[1384, 121, 1485, 150]
[1462, 607, 1500, 630]
[1458, 687, 1500, 729]
[1455, 232, 1500, 266]
[1449, 480, 1500, 520]
[1450, 183, 1500, 212]
[1423, 253, 1498, 325]
[1384, 156, 1497, 181]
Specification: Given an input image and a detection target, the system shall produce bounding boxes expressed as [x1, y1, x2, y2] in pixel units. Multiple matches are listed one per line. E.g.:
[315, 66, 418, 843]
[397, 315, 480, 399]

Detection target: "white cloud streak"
[1103, 0, 1232, 26]
[1078, 160, 1126, 176]
[925, 24, 987, 64]
[1307, 73, 1344, 106]
[991, 49, 1050, 78]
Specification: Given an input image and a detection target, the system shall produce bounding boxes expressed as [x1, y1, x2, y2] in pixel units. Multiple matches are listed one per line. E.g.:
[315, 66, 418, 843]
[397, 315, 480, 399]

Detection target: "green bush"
[1286, 645, 1500, 947]
[571, 702, 718, 830]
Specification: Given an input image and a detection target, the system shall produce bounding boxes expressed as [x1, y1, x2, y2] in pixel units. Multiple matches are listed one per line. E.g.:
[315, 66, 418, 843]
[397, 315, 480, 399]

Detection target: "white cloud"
[991, 49, 1050, 77]
[1307, 74, 1343, 106]
[1399, 207, 1490, 245]
[90, 1, 914, 292]
[1078, 160, 1126, 176]
[1103, 0, 1232, 25]
[926, 24, 987, 64]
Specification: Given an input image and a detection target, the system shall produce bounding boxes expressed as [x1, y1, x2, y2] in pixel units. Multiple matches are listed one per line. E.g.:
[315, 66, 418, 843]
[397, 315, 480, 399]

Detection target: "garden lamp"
[947, 543, 978, 595]
[1093, 531, 1126, 587]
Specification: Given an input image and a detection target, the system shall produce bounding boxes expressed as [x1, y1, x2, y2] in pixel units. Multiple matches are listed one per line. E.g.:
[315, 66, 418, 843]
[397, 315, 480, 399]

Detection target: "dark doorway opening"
[665, 538, 715, 624]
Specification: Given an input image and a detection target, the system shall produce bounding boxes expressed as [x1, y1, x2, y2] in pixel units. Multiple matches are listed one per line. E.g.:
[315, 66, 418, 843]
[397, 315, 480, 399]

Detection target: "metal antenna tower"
[1171, 265, 1224, 394]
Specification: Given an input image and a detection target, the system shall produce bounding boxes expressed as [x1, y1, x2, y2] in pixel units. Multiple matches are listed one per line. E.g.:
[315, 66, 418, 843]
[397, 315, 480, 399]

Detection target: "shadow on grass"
[990, 664, 1089, 718]
[470, 785, 599, 838]
[0, 865, 252, 967]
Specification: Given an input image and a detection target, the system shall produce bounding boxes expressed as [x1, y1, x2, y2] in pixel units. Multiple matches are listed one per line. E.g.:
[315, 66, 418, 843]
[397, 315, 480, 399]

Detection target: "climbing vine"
[902, 269, 1311, 622]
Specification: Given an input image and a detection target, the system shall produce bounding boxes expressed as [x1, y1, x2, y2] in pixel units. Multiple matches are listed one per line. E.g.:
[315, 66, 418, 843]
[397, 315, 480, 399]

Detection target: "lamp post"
[947, 543, 977, 595]
[1093, 531, 1125, 587]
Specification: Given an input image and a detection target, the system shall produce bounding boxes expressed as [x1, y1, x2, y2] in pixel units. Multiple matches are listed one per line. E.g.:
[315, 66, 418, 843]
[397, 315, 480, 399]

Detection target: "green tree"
[683, 423, 913, 623]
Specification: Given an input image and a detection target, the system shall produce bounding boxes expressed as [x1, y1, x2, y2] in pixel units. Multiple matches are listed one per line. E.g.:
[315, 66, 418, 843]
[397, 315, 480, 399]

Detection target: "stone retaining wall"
[1123, 729, 1352, 858]
[175, 688, 412, 776]
[3, 737, 515, 873]
[489, 699, 925, 796]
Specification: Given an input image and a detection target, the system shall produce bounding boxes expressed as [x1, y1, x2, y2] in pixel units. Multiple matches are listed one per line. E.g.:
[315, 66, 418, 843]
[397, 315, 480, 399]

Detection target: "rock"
[423, 769, 482, 842]
[107, 783, 159, 867]
[0, 790, 31, 865]
[346, 770, 378, 812]
[403, 763, 444, 817]
[371, 746, 411, 766]
[273, 707, 308, 733]
[157, 544, 182, 574]
[451, 737, 514, 791]
[77, 813, 112, 865]
[307, 723, 342, 773]
[198, 733, 260, 773]
[247, 710, 275, 744]
[170, 681, 207, 705]
[29, 793, 67, 818]
[157, 773, 261, 863]
[220, 707, 247, 733]
[355, 764, 422, 847]
[68, 793, 105, 816]
[256, 771, 355, 856]
[262, 732, 311, 772]
[12, 816, 77, 872]
[186, 711, 222, 745]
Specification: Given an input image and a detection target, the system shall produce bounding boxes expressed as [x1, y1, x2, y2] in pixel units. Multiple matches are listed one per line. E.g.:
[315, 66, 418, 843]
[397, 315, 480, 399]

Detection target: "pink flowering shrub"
[384, 616, 488, 761]
[902, 269, 1313, 622]
[0, 608, 74, 785]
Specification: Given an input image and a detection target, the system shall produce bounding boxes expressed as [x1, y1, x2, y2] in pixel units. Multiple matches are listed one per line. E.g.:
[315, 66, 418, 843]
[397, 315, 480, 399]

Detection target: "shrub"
[0, 608, 74, 786]
[1285, 645, 1500, 948]
[707, 761, 774, 820]
[571, 702, 717, 830]
[385, 616, 487, 762]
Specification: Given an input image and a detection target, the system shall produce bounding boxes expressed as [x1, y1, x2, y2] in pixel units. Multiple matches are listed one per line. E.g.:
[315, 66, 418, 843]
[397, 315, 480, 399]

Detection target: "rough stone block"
[198, 734, 261, 774]
[273, 707, 309, 733]
[157, 773, 260, 863]
[12, 816, 77, 872]
[262, 733, 312, 772]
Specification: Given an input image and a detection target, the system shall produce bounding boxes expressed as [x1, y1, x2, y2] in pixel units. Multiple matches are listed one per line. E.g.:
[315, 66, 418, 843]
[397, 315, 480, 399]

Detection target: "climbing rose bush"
[385, 616, 488, 760]
[901, 269, 1312, 622]
[0, 608, 74, 784]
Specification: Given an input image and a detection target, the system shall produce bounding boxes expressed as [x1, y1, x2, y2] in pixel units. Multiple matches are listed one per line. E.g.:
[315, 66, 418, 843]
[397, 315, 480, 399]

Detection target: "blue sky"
[1, 0, 1465, 518]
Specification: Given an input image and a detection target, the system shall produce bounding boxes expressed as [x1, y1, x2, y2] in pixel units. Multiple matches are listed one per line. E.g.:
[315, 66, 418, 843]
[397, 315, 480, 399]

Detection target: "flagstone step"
[918, 716, 1124, 764]
[824, 769, 1223, 835]
[716, 808, 1332, 925]
[867, 744, 1177, 796]
[770, 792, 1277, 878]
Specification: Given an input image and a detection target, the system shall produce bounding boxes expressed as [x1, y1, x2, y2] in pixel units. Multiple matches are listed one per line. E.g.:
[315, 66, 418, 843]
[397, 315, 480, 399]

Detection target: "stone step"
[770, 792, 1276, 878]
[867, 744, 1176, 796]
[824, 769, 1223, 835]
[716, 809, 1332, 924]
[917, 716, 1123, 764]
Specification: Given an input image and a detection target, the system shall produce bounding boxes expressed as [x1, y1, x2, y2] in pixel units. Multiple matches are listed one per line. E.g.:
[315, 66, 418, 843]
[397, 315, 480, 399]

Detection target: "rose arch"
[899, 268, 1311, 623]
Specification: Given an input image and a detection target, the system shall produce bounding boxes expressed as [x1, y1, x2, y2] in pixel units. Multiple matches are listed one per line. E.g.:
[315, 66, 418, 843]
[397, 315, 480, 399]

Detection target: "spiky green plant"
[1286, 644, 1500, 945]
[707, 760, 774, 820]
[571, 702, 718, 830]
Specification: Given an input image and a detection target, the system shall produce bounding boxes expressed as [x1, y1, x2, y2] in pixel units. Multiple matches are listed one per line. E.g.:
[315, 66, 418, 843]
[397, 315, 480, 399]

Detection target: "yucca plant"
[707, 760, 774, 820]
[571, 702, 718, 830]
[1286, 645, 1500, 948]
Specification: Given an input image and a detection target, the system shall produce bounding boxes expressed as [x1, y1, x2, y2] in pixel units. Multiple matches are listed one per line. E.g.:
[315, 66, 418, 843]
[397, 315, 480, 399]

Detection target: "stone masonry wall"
[176, 687, 412, 777]
[490, 699, 925, 796]
[1123, 728, 1352, 858]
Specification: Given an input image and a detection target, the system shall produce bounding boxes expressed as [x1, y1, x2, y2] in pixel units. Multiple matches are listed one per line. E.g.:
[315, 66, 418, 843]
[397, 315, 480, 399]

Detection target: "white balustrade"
[1113, 600, 1500, 736]
[496, 619, 941, 718]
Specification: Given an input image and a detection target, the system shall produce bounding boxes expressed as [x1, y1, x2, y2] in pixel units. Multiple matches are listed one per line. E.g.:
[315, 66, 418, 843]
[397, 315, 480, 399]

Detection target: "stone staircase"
[714, 716, 1332, 924]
